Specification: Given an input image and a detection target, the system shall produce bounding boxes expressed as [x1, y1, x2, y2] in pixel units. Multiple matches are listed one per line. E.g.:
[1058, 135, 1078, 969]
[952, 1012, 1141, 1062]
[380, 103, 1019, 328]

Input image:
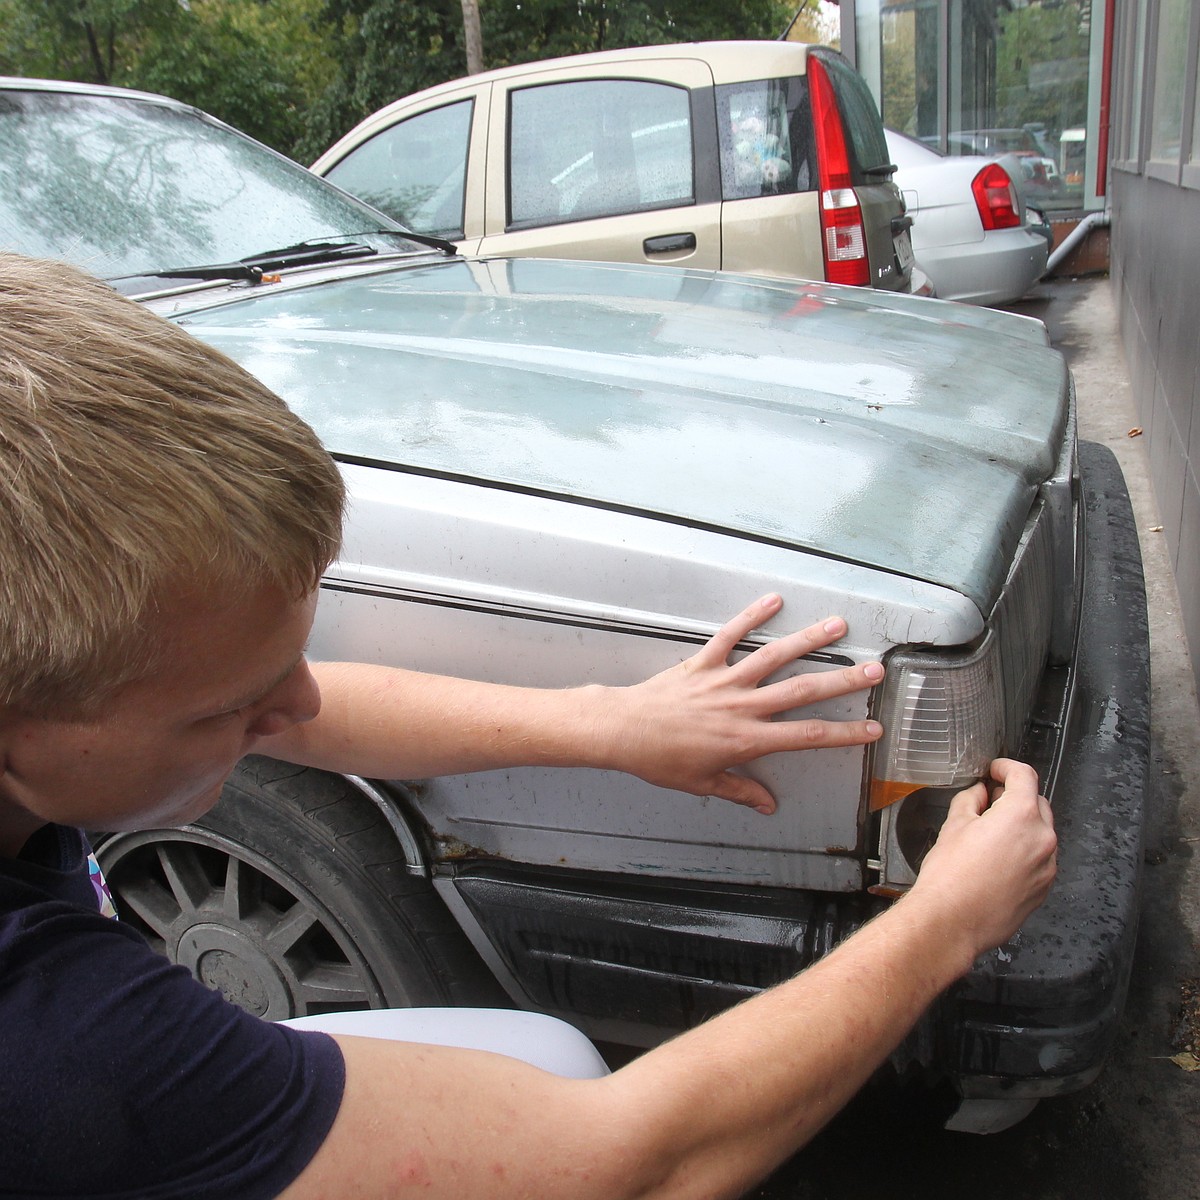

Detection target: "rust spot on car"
[435, 835, 490, 861]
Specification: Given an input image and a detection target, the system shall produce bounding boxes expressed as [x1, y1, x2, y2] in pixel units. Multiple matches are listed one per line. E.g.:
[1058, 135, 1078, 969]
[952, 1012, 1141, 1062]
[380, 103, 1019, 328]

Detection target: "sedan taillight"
[972, 162, 1021, 231]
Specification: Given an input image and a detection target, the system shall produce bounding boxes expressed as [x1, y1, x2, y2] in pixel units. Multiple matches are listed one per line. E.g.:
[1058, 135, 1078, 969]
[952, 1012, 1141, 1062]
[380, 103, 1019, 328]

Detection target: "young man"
[0, 253, 1057, 1200]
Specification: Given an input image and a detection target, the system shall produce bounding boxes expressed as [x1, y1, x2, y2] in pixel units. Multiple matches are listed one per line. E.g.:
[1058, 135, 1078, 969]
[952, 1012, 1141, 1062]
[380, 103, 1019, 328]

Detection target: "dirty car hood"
[177, 257, 1070, 613]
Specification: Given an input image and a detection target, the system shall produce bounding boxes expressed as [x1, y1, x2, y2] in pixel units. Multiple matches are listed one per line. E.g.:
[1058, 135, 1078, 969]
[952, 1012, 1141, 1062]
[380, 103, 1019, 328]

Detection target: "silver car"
[0, 77, 1149, 1135]
[886, 129, 1049, 305]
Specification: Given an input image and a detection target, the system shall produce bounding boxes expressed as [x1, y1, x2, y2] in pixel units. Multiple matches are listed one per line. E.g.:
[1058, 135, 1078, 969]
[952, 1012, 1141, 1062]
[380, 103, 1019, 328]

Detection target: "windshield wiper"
[378, 229, 459, 255]
[118, 229, 460, 289]
[863, 161, 898, 177]
[152, 231, 458, 284]
[151, 240, 378, 283]
[239, 239, 381, 270]
[248, 230, 460, 261]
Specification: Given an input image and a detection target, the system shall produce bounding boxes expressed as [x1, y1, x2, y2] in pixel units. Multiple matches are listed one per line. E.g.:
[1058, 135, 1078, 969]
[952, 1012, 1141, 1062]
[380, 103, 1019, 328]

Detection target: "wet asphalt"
[745, 275, 1200, 1200]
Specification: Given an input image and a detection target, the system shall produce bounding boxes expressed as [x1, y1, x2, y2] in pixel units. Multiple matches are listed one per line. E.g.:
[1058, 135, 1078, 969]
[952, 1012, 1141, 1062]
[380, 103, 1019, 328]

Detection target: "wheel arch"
[339, 771, 430, 878]
[92, 756, 505, 1016]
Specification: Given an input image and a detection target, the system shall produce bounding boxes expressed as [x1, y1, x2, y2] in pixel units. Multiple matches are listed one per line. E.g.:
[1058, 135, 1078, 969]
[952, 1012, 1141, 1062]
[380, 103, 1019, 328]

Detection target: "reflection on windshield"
[0, 89, 416, 280]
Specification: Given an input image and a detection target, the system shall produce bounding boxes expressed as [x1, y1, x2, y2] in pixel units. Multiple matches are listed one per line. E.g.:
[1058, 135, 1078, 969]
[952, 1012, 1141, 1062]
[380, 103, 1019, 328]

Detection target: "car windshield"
[0, 87, 424, 282]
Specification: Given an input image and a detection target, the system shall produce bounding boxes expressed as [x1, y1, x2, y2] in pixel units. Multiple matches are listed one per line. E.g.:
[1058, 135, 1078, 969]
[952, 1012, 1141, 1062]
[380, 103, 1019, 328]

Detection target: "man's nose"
[247, 659, 322, 738]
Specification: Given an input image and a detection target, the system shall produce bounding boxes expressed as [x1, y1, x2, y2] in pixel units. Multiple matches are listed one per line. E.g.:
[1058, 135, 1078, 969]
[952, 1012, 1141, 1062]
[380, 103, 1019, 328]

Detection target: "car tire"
[96, 756, 496, 1020]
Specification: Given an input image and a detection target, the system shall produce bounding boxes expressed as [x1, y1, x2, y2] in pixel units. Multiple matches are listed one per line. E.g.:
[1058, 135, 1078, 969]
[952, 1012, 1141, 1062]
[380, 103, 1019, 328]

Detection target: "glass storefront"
[845, 0, 1102, 212]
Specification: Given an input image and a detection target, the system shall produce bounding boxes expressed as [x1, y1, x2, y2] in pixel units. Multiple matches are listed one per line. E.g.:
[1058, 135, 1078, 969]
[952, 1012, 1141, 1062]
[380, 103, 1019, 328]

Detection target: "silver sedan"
[886, 129, 1049, 305]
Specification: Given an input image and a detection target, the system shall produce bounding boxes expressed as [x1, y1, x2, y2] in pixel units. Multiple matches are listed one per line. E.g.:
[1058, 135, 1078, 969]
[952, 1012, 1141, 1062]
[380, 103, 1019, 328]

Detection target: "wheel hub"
[176, 923, 294, 1019]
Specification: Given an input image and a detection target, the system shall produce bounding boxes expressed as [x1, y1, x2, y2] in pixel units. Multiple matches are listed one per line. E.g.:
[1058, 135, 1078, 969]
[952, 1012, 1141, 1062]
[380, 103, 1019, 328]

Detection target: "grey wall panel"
[1111, 168, 1200, 684]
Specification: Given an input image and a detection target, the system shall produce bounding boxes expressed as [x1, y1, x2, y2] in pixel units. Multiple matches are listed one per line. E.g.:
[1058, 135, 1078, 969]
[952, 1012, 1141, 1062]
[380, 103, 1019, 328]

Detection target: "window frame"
[1144, 0, 1200, 186]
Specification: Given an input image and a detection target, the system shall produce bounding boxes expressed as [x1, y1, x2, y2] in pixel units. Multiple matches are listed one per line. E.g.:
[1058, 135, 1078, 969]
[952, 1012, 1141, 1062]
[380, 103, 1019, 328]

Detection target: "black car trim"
[689, 84, 722, 207]
[441, 861, 884, 1043]
[935, 440, 1149, 1096]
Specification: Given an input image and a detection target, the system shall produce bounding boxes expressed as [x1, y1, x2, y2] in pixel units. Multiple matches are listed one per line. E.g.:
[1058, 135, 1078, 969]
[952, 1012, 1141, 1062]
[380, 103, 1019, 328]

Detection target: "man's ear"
[0, 705, 19, 756]
[0, 715, 48, 858]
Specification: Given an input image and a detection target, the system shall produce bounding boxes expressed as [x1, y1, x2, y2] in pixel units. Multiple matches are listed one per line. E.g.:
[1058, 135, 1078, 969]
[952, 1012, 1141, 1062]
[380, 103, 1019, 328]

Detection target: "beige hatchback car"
[313, 41, 915, 291]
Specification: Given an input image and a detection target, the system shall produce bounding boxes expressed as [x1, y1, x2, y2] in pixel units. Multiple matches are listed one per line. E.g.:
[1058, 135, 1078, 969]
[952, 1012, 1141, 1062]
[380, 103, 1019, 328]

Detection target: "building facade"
[1108, 0, 1200, 685]
[839, 0, 1200, 683]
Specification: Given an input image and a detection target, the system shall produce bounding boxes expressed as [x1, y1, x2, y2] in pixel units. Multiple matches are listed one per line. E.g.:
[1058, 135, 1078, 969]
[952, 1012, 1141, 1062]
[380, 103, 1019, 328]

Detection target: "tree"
[461, 0, 483, 74]
[0, 0, 337, 157]
[303, 0, 796, 159]
[996, 0, 1090, 135]
[782, 0, 840, 48]
[0, 0, 179, 84]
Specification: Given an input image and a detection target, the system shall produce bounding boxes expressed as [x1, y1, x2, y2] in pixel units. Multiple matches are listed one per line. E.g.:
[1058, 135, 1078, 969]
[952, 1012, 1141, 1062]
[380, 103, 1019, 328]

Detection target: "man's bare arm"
[280, 760, 1056, 1200]
[260, 596, 884, 814]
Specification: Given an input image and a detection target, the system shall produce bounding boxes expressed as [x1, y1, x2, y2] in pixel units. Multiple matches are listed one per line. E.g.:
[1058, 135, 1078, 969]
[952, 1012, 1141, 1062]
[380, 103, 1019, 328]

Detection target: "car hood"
[176, 256, 1069, 613]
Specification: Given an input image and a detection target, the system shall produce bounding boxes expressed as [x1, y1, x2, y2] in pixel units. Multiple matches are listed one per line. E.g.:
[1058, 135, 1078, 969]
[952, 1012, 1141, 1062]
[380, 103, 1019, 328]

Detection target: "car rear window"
[814, 52, 891, 180]
[508, 79, 694, 227]
[715, 76, 816, 200]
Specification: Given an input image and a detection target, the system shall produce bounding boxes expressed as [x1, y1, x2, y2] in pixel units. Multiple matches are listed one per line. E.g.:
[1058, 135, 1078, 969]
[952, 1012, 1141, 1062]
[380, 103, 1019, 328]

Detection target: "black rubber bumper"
[936, 440, 1151, 1099]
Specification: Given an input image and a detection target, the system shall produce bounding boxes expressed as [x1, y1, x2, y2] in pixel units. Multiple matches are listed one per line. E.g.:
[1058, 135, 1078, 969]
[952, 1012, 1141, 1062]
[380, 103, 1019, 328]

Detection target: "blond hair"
[0, 253, 345, 716]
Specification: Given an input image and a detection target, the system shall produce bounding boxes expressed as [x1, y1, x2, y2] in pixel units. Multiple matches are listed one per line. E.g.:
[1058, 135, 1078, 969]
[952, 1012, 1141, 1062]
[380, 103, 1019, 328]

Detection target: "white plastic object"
[280, 1007, 611, 1079]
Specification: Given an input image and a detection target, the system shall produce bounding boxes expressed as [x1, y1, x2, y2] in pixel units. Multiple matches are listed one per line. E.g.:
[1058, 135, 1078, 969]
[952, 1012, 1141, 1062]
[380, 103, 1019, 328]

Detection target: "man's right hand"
[281, 756, 1059, 1200]
[906, 758, 1058, 968]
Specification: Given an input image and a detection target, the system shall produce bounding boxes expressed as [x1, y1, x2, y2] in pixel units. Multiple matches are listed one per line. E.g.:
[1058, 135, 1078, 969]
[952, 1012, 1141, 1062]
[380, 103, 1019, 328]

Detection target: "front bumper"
[932, 440, 1150, 1099]
[435, 442, 1149, 1091]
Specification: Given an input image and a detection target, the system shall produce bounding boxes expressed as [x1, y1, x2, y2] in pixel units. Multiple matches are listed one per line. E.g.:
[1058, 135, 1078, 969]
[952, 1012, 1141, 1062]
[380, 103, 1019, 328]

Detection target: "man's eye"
[211, 704, 251, 723]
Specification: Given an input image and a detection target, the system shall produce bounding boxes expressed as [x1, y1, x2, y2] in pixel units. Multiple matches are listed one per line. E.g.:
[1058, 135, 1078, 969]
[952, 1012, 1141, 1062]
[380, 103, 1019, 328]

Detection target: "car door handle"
[891, 215, 914, 235]
[643, 233, 697, 254]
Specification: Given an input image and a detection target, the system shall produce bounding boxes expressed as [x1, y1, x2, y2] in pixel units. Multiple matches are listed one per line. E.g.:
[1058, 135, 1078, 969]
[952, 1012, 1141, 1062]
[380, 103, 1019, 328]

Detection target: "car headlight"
[870, 634, 1006, 892]
[869, 633, 1004, 813]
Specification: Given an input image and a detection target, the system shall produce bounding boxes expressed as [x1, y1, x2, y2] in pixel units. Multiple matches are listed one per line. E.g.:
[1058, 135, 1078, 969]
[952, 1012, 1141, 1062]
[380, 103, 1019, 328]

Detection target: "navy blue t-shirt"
[0, 825, 346, 1199]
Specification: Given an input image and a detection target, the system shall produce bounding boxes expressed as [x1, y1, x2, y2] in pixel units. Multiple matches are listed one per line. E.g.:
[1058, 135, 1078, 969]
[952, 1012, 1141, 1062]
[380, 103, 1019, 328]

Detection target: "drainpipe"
[1046, 210, 1111, 275]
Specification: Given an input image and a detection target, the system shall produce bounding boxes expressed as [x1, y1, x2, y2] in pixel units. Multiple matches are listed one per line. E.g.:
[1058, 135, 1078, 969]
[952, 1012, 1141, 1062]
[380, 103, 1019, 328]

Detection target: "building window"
[872, 0, 941, 141]
[1191, 51, 1200, 163]
[1149, 0, 1191, 163]
[1116, 0, 1148, 165]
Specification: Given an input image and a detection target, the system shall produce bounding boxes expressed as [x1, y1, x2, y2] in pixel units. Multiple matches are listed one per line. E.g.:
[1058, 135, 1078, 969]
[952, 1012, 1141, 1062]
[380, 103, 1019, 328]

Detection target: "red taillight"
[971, 162, 1020, 230]
[821, 189, 869, 284]
[809, 54, 870, 287]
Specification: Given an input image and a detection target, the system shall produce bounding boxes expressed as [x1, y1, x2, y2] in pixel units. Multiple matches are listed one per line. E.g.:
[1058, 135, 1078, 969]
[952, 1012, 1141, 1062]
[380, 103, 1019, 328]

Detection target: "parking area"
[748, 275, 1200, 1200]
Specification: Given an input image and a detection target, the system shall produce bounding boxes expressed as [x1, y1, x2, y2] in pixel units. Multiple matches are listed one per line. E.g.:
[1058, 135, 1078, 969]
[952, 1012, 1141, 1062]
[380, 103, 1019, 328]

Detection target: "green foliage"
[299, 0, 795, 160]
[0, 0, 179, 84]
[1, 0, 799, 160]
[483, 0, 791, 64]
[996, 1, 1090, 134]
[296, 0, 467, 160]
[144, 0, 341, 154]
[0, 0, 336, 156]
